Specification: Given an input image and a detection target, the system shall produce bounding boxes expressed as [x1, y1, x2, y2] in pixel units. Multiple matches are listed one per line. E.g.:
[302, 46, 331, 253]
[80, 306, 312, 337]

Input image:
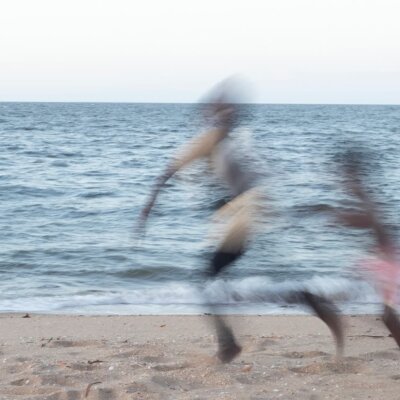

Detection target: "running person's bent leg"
[206, 247, 245, 363]
[205, 194, 256, 362]
[383, 305, 400, 348]
[285, 290, 344, 356]
[301, 291, 344, 356]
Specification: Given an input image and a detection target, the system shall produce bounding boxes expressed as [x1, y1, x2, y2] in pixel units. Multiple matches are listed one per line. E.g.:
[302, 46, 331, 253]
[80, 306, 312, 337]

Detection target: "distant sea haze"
[1, 102, 399, 314]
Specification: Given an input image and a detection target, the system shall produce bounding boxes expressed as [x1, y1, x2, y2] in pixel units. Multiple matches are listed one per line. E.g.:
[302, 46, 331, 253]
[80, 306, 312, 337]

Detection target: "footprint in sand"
[2, 385, 57, 398]
[91, 387, 117, 400]
[151, 375, 180, 389]
[236, 372, 271, 385]
[38, 386, 118, 400]
[13, 356, 31, 363]
[9, 378, 31, 386]
[151, 374, 199, 392]
[283, 351, 329, 359]
[5, 363, 31, 375]
[8, 374, 83, 399]
[289, 358, 365, 374]
[125, 382, 148, 394]
[110, 350, 138, 359]
[38, 374, 70, 386]
[142, 355, 166, 363]
[49, 340, 98, 348]
[151, 361, 189, 371]
[43, 389, 82, 400]
[247, 338, 278, 353]
[67, 361, 100, 371]
[362, 350, 399, 361]
[139, 355, 193, 371]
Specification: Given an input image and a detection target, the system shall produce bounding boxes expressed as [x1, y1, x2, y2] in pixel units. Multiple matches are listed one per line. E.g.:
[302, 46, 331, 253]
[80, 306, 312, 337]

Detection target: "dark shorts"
[208, 248, 244, 277]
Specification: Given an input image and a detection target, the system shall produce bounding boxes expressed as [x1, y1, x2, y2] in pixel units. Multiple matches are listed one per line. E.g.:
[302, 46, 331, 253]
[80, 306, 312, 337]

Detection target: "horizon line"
[1, 100, 399, 106]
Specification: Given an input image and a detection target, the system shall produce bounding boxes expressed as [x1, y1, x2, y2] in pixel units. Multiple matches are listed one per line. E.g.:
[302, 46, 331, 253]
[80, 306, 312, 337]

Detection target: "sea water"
[1, 102, 400, 314]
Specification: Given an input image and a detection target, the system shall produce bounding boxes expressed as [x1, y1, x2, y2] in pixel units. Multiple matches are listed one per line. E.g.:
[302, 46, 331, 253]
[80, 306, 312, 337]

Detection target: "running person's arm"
[333, 179, 393, 249]
[334, 210, 373, 228]
[333, 197, 376, 229]
[137, 129, 222, 233]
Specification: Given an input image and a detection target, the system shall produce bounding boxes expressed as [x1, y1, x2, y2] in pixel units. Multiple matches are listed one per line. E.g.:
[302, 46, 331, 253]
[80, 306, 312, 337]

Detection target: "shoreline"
[1, 314, 399, 399]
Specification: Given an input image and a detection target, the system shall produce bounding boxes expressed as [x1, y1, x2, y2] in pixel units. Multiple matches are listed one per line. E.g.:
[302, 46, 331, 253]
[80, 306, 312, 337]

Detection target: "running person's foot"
[217, 342, 242, 363]
[214, 315, 242, 363]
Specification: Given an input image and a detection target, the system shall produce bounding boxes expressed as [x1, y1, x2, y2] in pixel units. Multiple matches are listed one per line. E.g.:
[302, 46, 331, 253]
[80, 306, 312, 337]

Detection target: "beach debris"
[84, 381, 102, 398]
[160, 324, 166, 328]
[88, 359, 103, 365]
[22, 313, 30, 318]
[57, 361, 68, 368]
[241, 364, 253, 372]
[41, 337, 53, 347]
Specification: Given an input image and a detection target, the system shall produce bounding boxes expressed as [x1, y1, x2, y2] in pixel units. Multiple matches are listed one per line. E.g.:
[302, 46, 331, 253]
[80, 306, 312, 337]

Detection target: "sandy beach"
[0, 314, 399, 399]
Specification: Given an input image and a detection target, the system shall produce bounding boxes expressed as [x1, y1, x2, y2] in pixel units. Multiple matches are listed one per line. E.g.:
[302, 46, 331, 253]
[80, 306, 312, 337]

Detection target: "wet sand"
[0, 314, 399, 399]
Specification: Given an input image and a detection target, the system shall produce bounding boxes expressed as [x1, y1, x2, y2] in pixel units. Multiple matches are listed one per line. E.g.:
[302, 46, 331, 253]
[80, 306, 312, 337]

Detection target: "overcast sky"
[1, 0, 399, 103]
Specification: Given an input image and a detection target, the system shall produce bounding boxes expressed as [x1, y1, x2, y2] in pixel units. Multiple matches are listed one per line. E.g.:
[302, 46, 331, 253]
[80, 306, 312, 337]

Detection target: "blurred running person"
[137, 79, 343, 361]
[137, 79, 263, 362]
[334, 150, 400, 347]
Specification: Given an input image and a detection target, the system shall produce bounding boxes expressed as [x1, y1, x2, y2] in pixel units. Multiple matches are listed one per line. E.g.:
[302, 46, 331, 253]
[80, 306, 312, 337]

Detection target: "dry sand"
[0, 314, 399, 399]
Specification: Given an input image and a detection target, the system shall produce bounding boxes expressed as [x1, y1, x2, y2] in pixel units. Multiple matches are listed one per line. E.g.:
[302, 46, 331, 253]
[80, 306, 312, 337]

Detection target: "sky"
[1, 0, 399, 104]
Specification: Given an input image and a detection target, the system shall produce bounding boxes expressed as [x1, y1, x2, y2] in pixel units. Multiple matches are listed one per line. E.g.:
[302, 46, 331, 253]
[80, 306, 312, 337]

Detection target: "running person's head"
[212, 102, 237, 131]
[337, 148, 394, 251]
[201, 77, 248, 133]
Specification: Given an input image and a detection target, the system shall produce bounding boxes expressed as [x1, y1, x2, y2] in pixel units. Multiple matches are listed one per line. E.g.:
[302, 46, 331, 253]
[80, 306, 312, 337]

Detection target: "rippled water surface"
[1, 102, 400, 314]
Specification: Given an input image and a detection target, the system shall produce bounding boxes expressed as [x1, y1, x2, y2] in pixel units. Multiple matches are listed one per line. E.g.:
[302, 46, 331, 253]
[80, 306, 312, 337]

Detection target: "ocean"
[1, 102, 400, 315]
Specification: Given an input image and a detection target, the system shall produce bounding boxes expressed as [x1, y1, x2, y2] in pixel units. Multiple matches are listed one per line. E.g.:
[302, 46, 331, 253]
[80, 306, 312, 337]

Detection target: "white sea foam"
[0, 275, 382, 315]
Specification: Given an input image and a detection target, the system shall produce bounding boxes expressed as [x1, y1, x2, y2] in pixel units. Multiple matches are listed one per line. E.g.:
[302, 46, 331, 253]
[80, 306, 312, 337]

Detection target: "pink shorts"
[358, 257, 400, 306]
